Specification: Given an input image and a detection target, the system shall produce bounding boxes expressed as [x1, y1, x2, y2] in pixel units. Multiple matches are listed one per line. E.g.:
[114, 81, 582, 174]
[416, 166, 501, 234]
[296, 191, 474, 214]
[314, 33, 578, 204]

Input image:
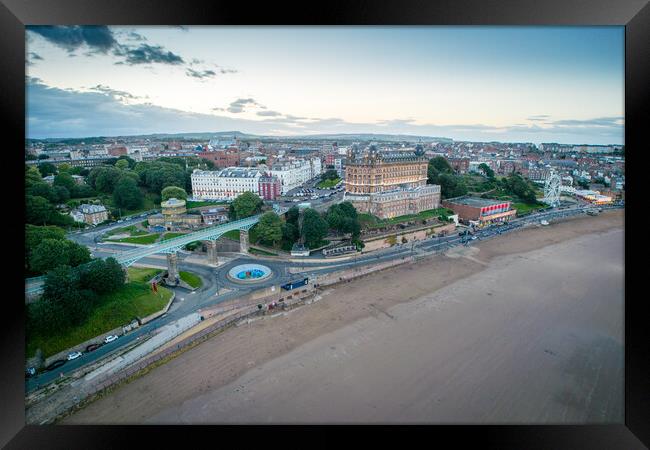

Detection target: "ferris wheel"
[543, 170, 561, 207]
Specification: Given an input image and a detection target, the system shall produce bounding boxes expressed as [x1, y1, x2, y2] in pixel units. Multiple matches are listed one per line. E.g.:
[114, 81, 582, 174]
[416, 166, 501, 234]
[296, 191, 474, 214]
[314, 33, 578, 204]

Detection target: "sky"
[26, 26, 624, 145]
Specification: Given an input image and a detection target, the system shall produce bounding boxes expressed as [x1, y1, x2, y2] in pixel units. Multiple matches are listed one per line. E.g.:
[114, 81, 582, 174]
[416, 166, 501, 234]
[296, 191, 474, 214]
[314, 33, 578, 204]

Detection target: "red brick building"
[258, 173, 281, 200]
[107, 146, 127, 157]
[448, 157, 470, 174]
[198, 149, 241, 168]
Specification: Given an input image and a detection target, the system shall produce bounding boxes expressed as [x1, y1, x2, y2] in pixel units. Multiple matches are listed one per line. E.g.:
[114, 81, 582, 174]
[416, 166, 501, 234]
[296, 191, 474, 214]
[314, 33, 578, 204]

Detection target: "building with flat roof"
[442, 196, 516, 226]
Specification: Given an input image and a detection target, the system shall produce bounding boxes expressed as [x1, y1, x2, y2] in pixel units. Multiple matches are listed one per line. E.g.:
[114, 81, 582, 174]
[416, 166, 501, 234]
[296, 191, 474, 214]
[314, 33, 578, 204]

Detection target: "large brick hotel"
[344, 145, 441, 219]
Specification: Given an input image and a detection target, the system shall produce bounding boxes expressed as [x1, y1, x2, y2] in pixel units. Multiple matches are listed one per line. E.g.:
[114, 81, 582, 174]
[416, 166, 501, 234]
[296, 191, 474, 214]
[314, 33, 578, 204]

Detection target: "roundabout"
[227, 263, 273, 283]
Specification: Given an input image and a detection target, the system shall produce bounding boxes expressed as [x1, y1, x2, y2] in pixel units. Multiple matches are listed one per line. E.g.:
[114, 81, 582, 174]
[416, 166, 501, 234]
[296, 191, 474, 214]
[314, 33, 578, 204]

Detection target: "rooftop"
[445, 196, 508, 208]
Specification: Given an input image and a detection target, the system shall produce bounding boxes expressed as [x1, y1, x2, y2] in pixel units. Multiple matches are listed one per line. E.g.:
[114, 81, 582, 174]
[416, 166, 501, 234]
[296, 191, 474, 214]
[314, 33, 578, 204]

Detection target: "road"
[25, 201, 622, 392]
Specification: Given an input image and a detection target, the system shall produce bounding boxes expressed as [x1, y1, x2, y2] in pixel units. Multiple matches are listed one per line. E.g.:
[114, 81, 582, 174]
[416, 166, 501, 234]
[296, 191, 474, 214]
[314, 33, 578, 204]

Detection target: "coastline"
[64, 210, 624, 424]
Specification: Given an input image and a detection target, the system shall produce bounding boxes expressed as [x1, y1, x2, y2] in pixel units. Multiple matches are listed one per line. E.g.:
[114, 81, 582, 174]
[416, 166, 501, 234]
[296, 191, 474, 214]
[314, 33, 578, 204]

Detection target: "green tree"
[70, 166, 90, 176]
[161, 186, 188, 201]
[115, 159, 130, 170]
[438, 173, 468, 199]
[52, 185, 70, 203]
[66, 240, 92, 267]
[113, 176, 144, 210]
[321, 169, 339, 181]
[286, 206, 300, 227]
[37, 162, 57, 177]
[25, 195, 55, 225]
[255, 212, 283, 246]
[94, 167, 122, 193]
[37, 153, 50, 160]
[29, 239, 70, 274]
[301, 208, 328, 248]
[478, 163, 495, 180]
[427, 156, 454, 184]
[70, 183, 95, 199]
[25, 165, 43, 186]
[78, 257, 124, 295]
[41, 265, 96, 327]
[281, 222, 299, 244]
[229, 191, 263, 220]
[27, 182, 56, 203]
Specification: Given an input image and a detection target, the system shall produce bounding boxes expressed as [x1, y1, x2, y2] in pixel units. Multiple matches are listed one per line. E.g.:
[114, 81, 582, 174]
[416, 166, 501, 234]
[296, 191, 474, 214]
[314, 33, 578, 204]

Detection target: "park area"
[359, 207, 454, 230]
[26, 267, 171, 359]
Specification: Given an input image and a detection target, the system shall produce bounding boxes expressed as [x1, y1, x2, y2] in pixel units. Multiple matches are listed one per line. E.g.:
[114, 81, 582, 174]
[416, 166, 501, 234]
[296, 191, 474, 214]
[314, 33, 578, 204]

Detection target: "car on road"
[67, 351, 82, 361]
[104, 335, 119, 344]
[25, 367, 36, 378]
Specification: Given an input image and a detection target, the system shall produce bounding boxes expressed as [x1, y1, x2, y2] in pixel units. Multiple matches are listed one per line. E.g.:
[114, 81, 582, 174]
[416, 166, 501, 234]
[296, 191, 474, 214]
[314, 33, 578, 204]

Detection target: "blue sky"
[26, 26, 624, 144]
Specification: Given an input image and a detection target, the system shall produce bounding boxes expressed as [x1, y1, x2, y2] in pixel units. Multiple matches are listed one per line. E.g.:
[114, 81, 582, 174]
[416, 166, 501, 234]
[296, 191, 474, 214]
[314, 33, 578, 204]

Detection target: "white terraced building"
[269, 157, 322, 194]
[191, 167, 262, 200]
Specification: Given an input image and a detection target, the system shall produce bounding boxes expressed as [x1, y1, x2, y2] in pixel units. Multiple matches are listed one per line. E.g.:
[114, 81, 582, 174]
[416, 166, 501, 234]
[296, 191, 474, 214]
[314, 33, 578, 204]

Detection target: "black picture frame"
[2, 0, 647, 448]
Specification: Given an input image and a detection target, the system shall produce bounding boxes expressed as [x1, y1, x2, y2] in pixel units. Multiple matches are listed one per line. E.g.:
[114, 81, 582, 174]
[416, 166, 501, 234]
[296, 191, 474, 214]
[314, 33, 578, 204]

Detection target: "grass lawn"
[512, 202, 548, 215]
[107, 233, 160, 245]
[186, 200, 228, 209]
[105, 225, 148, 237]
[127, 267, 162, 283]
[179, 271, 203, 289]
[161, 232, 187, 241]
[249, 247, 278, 256]
[316, 178, 341, 189]
[27, 269, 171, 358]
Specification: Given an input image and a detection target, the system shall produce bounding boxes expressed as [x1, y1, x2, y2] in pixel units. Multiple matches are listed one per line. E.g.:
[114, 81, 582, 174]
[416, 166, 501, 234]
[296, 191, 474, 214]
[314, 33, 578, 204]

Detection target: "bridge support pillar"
[206, 240, 218, 265]
[166, 252, 179, 286]
[240, 229, 249, 253]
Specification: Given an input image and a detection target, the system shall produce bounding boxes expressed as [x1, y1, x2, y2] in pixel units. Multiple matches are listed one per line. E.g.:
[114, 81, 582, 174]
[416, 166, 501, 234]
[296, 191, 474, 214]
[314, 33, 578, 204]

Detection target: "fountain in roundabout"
[227, 263, 273, 283]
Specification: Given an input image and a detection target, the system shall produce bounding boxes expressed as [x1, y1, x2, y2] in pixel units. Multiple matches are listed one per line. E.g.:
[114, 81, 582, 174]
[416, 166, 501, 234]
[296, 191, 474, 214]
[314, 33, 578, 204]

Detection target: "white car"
[104, 335, 119, 344]
[67, 351, 82, 361]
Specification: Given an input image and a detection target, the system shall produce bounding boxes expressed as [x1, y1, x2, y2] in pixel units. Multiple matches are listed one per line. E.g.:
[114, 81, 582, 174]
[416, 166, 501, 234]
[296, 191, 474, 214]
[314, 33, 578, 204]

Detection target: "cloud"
[257, 110, 283, 117]
[29, 52, 43, 60]
[527, 115, 551, 121]
[87, 84, 143, 101]
[28, 25, 117, 53]
[25, 78, 623, 144]
[186, 68, 217, 79]
[114, 43, 184, 65]
[225, 98, 265, 113]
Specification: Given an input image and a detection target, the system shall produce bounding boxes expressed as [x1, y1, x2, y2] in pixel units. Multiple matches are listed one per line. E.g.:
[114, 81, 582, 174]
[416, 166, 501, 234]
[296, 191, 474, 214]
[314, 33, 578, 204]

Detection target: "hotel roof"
[445, 197, 508, 208]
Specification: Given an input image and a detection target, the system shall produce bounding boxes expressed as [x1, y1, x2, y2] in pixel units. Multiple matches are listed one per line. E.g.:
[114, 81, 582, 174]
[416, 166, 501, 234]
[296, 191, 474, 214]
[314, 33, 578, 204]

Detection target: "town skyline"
[27, 26, 624, 144]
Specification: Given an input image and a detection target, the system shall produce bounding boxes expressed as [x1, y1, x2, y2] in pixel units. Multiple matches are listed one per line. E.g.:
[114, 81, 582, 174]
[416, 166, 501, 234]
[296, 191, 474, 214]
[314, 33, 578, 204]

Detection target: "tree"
[478, 163, 495, 180]
[25, 165, 43, 186]
[281, 222, 299, 244]
[37, 153, 50, 160]
[29, 239, 70, 274]
[116, 155, 136, 168]
[438, 173, 468, 199]
[38, 162, 57, 177]
[301, 208, 328, 248]
[113, 176, 143, 210]
[135, 160, 186, 193]
[41, 265, 96, 328]
[25, 195, 55, 225]
[115, 159, 130, 170]
[255, 212, 283, 246]
[325, 201, 360, 238]
[321, 169, 339, 181]
[161, 186, 188, 202]
[229, 191, 263, 220]
[66, 240, 92, 267]
[427, 156, 454, 185]
[93, 167, 122, 193]
[27, 182, 56, 203]
[29, 238, 90, 274]
[58, 163, 71, 173]
[70, 183, 95, 199]
[70, 166, 89, 177]
[52, 185, 70, 203]
[286, 206, 300, 227]
[78, 257, 124, 295]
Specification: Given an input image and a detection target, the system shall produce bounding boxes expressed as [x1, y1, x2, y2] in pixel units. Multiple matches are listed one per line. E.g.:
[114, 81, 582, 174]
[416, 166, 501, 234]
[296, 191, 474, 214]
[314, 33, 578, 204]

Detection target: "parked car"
[104, 335, 119, 344]
[67, 351, 82, 361]
[25, 367, 36, 378]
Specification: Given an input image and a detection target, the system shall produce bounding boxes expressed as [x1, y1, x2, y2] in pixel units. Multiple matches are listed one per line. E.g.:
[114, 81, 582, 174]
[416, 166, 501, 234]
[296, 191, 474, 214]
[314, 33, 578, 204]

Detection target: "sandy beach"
[64, 210, 624, 424]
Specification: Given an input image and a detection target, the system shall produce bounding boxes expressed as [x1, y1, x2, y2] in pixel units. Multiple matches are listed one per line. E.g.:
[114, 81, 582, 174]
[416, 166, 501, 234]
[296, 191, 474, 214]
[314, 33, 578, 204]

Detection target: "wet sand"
[65, 210, 624, 424]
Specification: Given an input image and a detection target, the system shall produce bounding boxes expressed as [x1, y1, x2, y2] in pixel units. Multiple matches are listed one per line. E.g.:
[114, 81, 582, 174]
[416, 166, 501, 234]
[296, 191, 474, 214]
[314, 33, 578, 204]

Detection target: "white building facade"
[191, 168, 262, 200]
[269, 157, 322, 194]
